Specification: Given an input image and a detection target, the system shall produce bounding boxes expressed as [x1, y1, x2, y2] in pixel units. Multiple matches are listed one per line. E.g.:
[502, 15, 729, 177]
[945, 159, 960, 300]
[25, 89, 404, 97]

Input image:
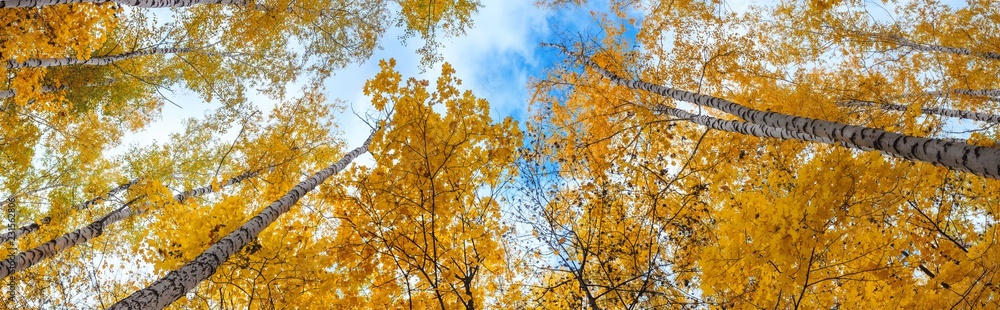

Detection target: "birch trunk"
[890, 89, 1000, 101]
[654, 105, 873, 151]
[6, 47, 191, 69]
[0, 171, 257, 280]
[0, 178, 138, 246]
[840, 100, 1000, 124]
[577, 51, 1000, 178]
[0, 221, 45, 247]
[887, 35, 1000, 61]
[109, 132, 374, 310]
[949, 89, 1000, 98]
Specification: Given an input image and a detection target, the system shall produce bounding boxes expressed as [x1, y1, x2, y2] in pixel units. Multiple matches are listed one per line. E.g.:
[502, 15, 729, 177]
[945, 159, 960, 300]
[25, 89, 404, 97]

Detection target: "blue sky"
[121, 0, 973, 156]
[326, 0, 601, 157]
[116, 1, 761, 155]
[119, 0, 606, 161]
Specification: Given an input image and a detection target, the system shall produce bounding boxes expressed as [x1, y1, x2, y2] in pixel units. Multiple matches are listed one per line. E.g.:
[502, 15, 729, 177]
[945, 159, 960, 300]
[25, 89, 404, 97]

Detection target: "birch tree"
[0, 178, 138, 245]
[840, 100, 1000, 125]
[0, 169, 260, 280]
[5, 47, 192, 69]
[0, 82, 347, 306]
[109, 130, 375, 310]
[576, 50, 1000, 179]
[529, 0, 1000, 308]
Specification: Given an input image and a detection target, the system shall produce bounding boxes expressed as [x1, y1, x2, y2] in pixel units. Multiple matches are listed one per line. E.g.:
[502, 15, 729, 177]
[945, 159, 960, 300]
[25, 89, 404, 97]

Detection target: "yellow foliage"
[326, 59, 521, 308]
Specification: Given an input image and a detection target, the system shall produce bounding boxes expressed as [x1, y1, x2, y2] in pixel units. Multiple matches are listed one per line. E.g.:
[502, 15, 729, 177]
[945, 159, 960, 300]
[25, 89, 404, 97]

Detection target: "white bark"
[0, 171, 257, 280]
[6, 47, 191, 69]
[840, 100, 1000, 124]
[654, 105, 873, 151]
[109, 132, 375, 310]
[571, 48, 1000, 178]
[0, 0, 256, 8]
[887, 35, 1000, 61]
[893, 89, 1000, 101]
[0, 221, 43, 247]
[0, 178, 138, 246]
[950, 89, 1000, 98]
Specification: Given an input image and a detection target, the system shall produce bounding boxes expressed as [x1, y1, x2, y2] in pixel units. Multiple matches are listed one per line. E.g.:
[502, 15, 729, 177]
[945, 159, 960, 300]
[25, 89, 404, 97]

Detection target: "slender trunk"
[569, 47, 1000, 178]
[0, 221, 45, 247]
[653, 105, 845, 147]
[886, 35, 1000, 61]
[0, 178, 138, 246]
[946, 89, 1000, 98]
[109, 132, 375, 310]
[0, 0, 257, 8]
[0, 171, 257, 280]
[840, 100, 1000, 124]
[74, 178, 141, 211]
[653, 104, 882, 152]
[6, 47, 191, 69]
[888, 89, 1000, 101]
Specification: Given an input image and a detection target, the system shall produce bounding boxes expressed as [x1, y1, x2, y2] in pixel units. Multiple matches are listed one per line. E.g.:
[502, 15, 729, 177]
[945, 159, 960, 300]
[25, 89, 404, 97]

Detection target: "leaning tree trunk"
[0, 171, 258, 280]
[840, 100, 1000, 124]
[652, 104, 874, 151]
[567, 47, 1000, 179]
[946, 89, 1000, 98]
[6, 47, 191, 69]
[0, 178, 139, 246]
[108, 131, 375, 310]
[886, 35, 1000, 61]
[888, 89, 1000, 102]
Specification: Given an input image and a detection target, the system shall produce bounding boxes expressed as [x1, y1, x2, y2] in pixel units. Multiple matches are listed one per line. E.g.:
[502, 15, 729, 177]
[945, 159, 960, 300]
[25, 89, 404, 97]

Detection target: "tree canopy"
[1, 0, 998, 309]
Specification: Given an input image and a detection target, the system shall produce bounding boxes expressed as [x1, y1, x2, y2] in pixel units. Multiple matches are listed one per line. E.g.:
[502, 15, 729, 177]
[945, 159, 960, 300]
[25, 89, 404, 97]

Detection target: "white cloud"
[329, 0, 553, 163]
[440, 0, 551, 118]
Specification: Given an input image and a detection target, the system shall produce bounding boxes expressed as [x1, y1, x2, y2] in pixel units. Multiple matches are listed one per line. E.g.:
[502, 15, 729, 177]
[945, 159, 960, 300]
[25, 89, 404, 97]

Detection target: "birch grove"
[0, 178, 138, 245]
[520, 1, 1000, 308]
[581, 54, 1000, 178]
[110, 131, 374, 310]
[0, 169, 260, 280]
[2, 0, 1000, 309]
